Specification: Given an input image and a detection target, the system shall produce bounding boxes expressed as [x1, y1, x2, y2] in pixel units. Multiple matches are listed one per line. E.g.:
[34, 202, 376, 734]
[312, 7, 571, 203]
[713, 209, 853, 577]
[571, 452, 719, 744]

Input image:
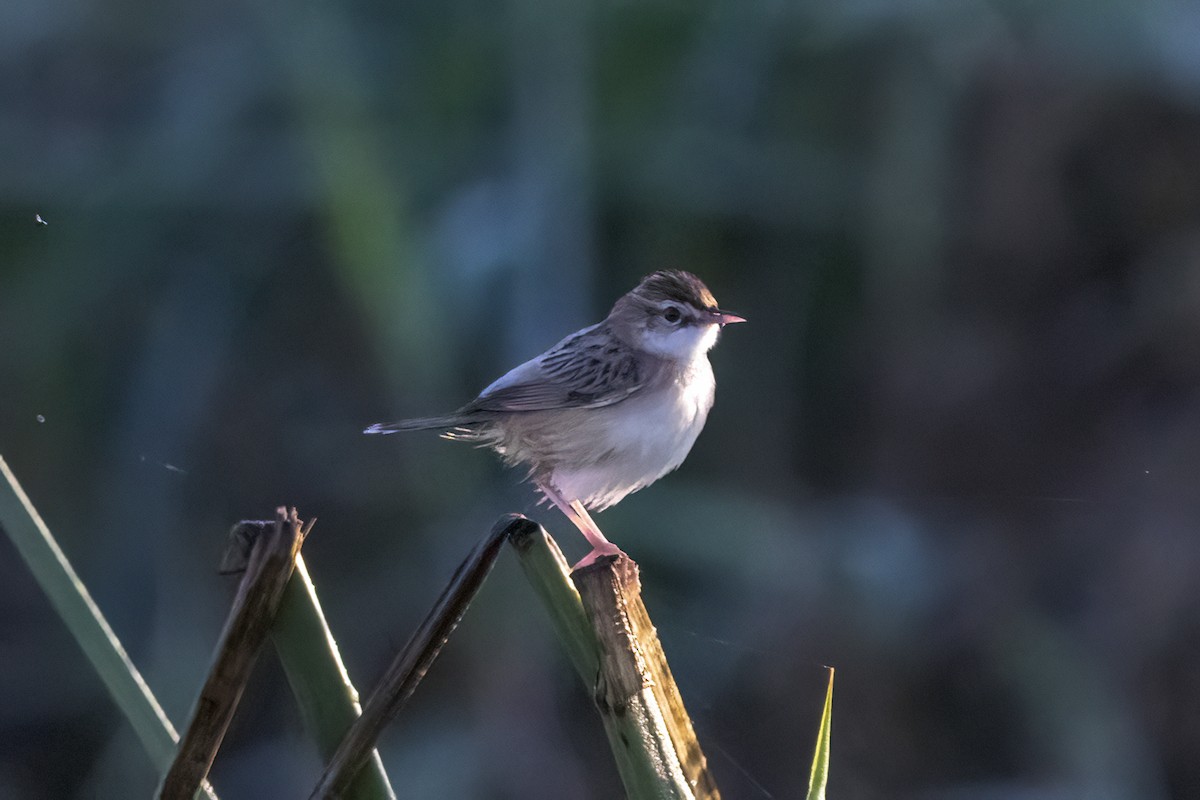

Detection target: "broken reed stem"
[0, 456, 218, 800]
[507, 519, 600, 685]
[572, 556, 720, 799]
[511, 519, 720, 799]
[4, 450, 720, 800]
[158, 508, 307, 800]
[309, 514, 518, 799]
[273, 553, 395, 800]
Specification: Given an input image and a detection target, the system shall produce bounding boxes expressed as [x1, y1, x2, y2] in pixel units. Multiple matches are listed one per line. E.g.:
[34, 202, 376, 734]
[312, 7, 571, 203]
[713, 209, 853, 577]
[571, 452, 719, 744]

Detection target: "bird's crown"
[632, 270, 719, 311]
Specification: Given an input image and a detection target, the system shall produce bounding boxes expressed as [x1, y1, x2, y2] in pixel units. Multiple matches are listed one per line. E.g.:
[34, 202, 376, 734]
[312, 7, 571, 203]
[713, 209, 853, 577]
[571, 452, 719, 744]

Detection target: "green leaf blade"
[807, 667, 834, 800]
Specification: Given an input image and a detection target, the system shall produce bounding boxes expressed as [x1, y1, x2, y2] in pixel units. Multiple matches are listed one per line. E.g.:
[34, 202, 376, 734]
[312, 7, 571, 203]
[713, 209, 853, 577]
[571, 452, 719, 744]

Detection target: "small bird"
[365, 270, 744, 568]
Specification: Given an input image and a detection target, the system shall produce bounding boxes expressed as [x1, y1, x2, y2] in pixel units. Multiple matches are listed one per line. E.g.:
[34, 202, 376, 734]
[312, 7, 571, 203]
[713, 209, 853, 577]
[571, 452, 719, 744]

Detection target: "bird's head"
[608, 270, 745, 361]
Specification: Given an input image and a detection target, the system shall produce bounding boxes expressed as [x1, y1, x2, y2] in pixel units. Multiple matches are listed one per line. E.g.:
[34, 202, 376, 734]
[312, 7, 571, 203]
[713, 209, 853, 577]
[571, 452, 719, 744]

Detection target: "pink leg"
[537, 482, 625, 569]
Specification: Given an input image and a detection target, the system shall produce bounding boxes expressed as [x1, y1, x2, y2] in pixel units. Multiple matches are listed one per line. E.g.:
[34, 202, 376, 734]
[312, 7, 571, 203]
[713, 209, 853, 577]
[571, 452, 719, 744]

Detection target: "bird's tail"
[363, 415, 474, 435]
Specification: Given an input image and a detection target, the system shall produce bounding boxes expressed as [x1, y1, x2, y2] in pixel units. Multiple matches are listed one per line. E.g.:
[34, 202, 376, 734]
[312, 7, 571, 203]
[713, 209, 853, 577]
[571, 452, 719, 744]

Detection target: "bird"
[365, 270, 744, 568]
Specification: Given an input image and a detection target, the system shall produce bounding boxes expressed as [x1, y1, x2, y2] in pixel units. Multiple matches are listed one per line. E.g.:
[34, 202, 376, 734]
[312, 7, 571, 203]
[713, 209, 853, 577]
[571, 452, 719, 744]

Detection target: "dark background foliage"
[3, 1, 1200, 798]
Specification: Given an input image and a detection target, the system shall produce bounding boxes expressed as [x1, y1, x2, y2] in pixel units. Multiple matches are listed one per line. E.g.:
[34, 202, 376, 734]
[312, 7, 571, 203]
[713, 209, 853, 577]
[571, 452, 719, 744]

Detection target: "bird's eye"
[663, 307, 682, 324]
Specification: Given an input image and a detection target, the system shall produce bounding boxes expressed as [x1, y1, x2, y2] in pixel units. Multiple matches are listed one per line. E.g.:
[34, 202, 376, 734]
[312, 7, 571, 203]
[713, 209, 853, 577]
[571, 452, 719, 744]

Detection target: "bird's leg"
[537, 482, 626, 569]
[567, 500, 627, 568]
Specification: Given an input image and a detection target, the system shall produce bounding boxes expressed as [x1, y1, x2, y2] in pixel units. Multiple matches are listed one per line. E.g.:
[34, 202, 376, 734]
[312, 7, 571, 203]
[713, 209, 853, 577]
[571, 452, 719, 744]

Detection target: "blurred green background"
[4, 0, 1200, 797]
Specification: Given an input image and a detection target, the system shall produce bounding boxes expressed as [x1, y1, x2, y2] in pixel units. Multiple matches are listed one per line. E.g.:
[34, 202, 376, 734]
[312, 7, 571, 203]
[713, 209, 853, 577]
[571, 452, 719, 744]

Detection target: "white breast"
[549, 357, 716, 510]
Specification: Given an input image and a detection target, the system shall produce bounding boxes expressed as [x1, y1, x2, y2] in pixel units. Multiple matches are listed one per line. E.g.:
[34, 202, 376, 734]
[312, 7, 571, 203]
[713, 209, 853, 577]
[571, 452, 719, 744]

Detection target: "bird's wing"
[466, 324, 646, 413]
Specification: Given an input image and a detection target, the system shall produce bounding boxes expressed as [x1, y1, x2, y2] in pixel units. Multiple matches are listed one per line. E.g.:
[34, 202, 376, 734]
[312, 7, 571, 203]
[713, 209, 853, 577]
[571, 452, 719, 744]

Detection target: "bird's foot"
[571, 541, 626, 571]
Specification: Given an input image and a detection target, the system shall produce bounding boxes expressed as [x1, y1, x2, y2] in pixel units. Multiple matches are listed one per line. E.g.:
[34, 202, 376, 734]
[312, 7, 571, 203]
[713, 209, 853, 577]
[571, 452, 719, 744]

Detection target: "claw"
[571, 541, 626, 571]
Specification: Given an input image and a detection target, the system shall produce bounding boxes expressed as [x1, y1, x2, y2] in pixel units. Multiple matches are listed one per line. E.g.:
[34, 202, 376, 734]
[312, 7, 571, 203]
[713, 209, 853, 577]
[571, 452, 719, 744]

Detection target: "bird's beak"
[712, 308, 746, 327]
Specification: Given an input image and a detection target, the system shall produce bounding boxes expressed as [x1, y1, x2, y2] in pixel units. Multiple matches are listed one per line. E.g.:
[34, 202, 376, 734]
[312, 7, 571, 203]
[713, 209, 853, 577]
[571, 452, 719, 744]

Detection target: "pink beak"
[712, 309, 746, 327]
